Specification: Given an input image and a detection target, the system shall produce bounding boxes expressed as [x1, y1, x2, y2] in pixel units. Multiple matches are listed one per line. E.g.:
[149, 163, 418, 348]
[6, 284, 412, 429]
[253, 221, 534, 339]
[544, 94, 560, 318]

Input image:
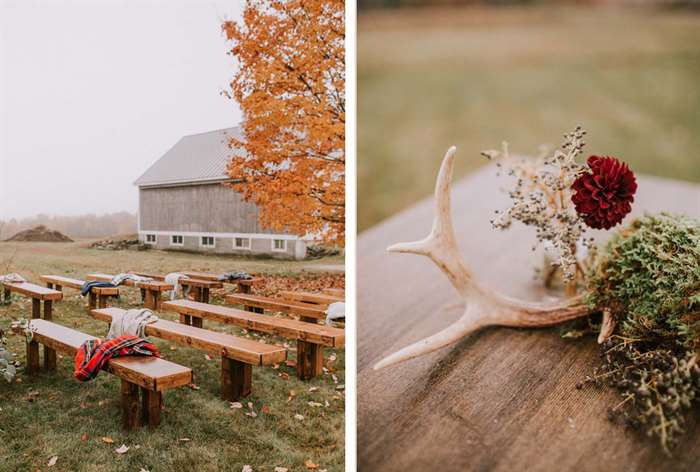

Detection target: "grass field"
[358, 6, 700, 231]
[0, 242, 344, 472]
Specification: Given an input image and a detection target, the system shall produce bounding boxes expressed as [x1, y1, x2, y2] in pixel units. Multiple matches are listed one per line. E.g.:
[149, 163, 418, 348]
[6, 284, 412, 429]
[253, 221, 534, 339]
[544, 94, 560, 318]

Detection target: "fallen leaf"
[246, 411, 257, 418]
[178, 438, 191, 442]
[285, 359, 297, 367]
[189, 384, 200, 391]
[274, 468, 289, 472]
[101, 437, 114, 444]
[305, 459, 319, 469]
[247, 402, 253, 409]
[80, 433, 89, 441]
[115, 444, 129, 454]
[262, 405, 271, 414]
[308, 401, 323, 407]
[204, 354, 212, 361]
[294, 413, 304, 421]
[47, 456, 58, 467]
[230, 402, 243, 409]
[308, 387, 319, 392]
[242, 466, 253, 472]
[278, 372, 290, 380]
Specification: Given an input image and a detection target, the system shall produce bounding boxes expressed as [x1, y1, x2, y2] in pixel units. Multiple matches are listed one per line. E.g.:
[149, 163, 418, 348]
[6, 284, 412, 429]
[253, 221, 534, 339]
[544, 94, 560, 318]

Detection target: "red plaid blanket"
[74, 335, 160, 381]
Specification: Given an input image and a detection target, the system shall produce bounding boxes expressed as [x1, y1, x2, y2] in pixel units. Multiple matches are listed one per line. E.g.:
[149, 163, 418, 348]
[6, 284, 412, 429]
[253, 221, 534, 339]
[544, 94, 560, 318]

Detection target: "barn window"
[234, 237, 250, 249]
[272, 239, 287, 252]
[201, 236, 215, 247]
[145, 234, 156, 244]
[171, 235, 184, 246]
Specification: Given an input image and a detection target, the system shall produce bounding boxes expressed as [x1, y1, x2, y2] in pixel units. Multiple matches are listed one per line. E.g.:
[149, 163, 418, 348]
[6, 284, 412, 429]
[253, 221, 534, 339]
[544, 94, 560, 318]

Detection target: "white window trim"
[145, 234, 157, 244]
[200, 236, 216, 248]
[170, 235, 184, 247]
[271, 239, 287, 252]
[234, 237, 251, 250]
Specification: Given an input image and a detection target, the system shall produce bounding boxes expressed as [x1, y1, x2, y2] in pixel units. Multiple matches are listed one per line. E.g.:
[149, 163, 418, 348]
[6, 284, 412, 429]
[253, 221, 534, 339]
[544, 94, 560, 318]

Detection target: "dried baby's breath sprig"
[483, 126, 592, 283]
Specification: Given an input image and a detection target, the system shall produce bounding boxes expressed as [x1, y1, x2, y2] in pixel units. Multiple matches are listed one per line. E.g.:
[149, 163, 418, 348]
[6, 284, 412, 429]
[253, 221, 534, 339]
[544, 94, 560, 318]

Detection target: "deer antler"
[373, 147, 591, 370]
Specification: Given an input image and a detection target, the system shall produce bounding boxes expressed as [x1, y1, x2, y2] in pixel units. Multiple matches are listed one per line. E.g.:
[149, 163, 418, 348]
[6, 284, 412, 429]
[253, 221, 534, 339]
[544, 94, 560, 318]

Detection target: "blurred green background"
[358, 6, 700, 232]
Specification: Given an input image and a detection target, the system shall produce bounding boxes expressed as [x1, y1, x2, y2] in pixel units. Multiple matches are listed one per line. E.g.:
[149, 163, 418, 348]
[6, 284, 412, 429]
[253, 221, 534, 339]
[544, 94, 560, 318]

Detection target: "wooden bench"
[26, 319, 191, 429]
[87, 273, 172, 310]
[129, 271, 223, 303]
[90, 307, 287, 400]
[162, 300, 344, 380]
[181, 271, 262, 293]
[41, 275, 120, 311]
[279, 290, 343, 306]
[226, 293, 328, 323]
[1, 281, 63, 370]
[323, 288, 345, 297]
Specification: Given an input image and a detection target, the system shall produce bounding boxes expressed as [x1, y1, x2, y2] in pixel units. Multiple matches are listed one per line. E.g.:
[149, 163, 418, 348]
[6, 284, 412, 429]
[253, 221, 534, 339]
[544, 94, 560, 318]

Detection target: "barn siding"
[139, 183, 272, 234]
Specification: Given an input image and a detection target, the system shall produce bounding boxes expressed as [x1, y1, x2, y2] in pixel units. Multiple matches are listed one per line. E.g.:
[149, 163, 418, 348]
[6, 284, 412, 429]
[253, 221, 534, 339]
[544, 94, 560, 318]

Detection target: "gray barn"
[134, 127, 307, 259]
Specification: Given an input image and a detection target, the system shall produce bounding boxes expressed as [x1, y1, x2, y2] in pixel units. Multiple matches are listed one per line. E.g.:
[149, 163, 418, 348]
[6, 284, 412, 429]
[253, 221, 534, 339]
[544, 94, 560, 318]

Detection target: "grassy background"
[358, 6, 700, 231]
[0, 242, 344, 472]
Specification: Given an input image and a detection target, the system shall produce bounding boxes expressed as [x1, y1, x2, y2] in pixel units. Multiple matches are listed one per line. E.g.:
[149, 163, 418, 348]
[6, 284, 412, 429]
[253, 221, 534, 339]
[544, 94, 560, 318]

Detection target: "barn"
[134, 126, 307, 259]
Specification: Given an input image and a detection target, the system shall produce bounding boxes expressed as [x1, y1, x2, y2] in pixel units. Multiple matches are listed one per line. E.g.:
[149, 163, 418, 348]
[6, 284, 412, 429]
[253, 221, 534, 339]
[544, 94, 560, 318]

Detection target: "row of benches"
[1, 273, 344, 430]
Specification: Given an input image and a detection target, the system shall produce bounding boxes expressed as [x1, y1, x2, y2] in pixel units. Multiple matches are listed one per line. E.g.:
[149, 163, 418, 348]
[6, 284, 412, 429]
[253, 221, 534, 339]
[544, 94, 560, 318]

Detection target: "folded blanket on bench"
[165, 273, 189, 301]
[80, 281, 117, 296]
[74, 335, 159, 381]
[111, 273, 154, 286]
[107, 308, 159, 339]
[218, 271, 253, 282]
[0, 273, 26, 284]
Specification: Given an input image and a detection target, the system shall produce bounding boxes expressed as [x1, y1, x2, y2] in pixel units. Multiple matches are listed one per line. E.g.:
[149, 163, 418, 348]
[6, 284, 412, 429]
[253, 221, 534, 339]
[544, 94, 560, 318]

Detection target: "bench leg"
[179, 314, 192, 326]
[140, 388, 162, 428]
[3, 287, 10, 304]
[201, 288, 210, 304]
[56, 284, 62, 291]
[121, 380, 141, 430]
[32, 298, 41, 319]
[88, 292, 97, 311]
[144, 290, 155, 310]
[140, 288, 146, 303]
[297, 340, 324, 380]
[239, 284, 251, 294]
[98, 294, 109, 308]
[221, 357, 252, 401]
[26, 340, 40, 374]
[192, 316, 203, 328]
[43, 301, 56, 370]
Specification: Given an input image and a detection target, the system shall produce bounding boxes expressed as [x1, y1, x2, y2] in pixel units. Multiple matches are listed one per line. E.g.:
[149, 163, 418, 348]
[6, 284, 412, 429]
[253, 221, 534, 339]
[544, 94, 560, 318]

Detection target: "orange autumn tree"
[223, 0, 345, 245]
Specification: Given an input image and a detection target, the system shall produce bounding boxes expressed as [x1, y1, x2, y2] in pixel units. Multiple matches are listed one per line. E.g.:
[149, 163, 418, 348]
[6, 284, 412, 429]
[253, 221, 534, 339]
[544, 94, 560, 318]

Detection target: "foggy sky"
[0, 0, 244, 220]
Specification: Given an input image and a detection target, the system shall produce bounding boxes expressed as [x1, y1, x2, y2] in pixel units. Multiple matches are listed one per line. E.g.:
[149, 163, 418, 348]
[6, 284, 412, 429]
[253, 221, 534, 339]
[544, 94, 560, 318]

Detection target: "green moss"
[586, 213, 700, 347]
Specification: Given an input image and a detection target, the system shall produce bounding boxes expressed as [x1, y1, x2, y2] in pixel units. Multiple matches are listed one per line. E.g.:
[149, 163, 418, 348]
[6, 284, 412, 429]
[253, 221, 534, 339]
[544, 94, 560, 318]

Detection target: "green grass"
[0, 242, 344, 472]
[359, 6, 700, 231]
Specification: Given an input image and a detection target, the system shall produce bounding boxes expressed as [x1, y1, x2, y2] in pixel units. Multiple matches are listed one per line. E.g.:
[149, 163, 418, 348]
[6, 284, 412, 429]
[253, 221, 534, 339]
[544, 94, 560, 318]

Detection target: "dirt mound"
[5, 225, 73, 242]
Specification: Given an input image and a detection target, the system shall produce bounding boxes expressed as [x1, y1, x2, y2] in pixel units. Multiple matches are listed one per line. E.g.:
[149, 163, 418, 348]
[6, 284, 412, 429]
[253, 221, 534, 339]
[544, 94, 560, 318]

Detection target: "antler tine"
[387, 146, 472, 296]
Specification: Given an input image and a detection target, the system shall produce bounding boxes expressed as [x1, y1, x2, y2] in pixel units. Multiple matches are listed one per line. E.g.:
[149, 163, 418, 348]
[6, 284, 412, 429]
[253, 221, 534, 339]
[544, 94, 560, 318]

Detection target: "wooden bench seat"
[87, 273, 172, 310]
[226, 293, 328, 323]
[41, 275, 120, 311]
[279, 290, 344, 306]
[181, 271, 262, 293]
[90, 307, 286, 400]
[129, 271, 223, 303]
[26, 319, 191, 429]
[322, 288, 345, 297]
[162, 299, 344, 380]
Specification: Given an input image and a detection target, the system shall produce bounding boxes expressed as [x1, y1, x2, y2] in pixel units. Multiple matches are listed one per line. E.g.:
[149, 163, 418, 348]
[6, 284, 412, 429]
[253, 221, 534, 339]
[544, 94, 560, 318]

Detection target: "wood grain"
[358, 164, 700, 472]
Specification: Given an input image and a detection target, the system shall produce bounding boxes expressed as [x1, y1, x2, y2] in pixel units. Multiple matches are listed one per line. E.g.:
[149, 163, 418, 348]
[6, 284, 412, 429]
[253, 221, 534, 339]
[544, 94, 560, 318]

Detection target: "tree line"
[0, 212, 137, 240]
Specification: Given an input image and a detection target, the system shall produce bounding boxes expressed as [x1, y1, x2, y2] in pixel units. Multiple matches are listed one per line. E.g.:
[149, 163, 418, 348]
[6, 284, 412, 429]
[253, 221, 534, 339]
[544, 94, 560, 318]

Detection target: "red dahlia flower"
[571, 156, 637, 230]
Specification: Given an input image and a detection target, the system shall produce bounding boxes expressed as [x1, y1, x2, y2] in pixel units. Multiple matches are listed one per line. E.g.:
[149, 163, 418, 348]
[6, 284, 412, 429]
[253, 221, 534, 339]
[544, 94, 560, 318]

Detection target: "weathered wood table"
[358, 164, 700, 472]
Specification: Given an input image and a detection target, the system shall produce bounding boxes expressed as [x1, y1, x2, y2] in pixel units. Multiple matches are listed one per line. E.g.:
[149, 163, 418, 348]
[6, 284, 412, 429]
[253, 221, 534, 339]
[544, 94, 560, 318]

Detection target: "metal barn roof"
[134, 126, 245, 187]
